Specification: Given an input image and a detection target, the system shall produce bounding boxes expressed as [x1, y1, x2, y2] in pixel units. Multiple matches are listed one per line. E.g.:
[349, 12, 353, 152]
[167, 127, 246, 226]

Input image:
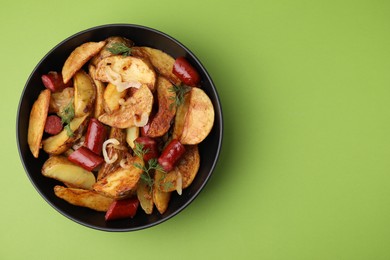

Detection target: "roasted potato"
[94, 55, 156, 92]
[28, 89, 51, 158]
[158, 145, 200, 192]
[136, 180, 153, 214]
[93, 156, 143, 199]
[98, 85, 153, 128]
[49, 87, 74, 115]
[153, 170, 171, 214]
[103, 83, 127, 113]
[42, 114, 88, 155]
[54, 185, 114, 212]
[73, 70, 96, 117]
[173, 87, 214, 145]
[145, 76, 176, 137]
[90, 36, 133, 66]
[88, 65, 106, 118]
[172, 91, 190, 140]
[132, 46, 181, 85]
[42, 156, 96, 190]
[62, 41, 106, 84]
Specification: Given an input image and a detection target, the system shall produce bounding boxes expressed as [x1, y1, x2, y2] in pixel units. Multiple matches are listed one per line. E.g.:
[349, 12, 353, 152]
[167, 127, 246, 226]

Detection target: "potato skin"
[88, 65, 106, 118]
[132, 46, 181, 86]
[145, 76, 176, 137]
[42, 156, 96, 190]
[153, 170, 171, 214]
[93, 156, 143, 199]
[54, 185, 114, 212]
[73, 70, 96, 117]
[179, 87, 215, 145]
[137, 181, 154, 214]
[172, 91, 191, 140]
[62, 41, 106, 84]
[28, 89, 51, 158]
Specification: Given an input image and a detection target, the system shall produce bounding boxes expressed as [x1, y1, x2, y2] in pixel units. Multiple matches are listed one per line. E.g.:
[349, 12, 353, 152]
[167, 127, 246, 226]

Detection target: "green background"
[1, 0, 389, 259]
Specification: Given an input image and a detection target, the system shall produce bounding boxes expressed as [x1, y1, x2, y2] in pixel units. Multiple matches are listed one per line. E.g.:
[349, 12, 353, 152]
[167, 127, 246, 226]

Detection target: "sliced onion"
[119, 158, 131, 169]
[134, 112, 149, 127]
[102, 138, 120, 164]
[176, 172, 183, 195]
[106, 153, 118, 164]
[105, 67, 142, 92]
[113, 144, 127, 151]
[116, 81, 142, 92]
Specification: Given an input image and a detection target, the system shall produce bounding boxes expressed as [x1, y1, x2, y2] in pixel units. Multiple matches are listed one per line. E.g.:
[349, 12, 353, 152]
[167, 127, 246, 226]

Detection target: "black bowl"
[16, 24, 223, 232]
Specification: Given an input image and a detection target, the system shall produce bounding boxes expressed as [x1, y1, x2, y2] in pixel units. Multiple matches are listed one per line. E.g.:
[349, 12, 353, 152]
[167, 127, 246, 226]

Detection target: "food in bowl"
[26, 35, 215, 221]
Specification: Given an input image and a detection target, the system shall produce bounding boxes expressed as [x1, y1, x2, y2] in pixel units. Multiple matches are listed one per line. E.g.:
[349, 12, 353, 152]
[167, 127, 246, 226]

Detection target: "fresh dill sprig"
[133, 142, 149, 160]
[133, 158, 167, 189]
[106, 42, 132, 56]
[59, 99, 74, 137]
[132, 140, 175, 191]
[169, 84, 191, 110]
[161, 179, 174, 191]
[133, 158, 165, 174]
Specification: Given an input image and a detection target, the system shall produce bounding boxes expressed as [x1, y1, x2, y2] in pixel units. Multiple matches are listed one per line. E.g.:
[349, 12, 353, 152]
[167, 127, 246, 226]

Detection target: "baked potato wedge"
[49, 87, 74, 115]
[42, 156, 96, 190]
[136, 180, 153, 214]
[90, 36, 133, 66]
[132, 46, 181, 85]
[103, 83, 127, 113]
[98, 85, 153, 128]
[88, 65, 105, 118]
[93, 156, 143, 199]
[158, 145, 200, 192]
[62, 41, 106, 84]
[172, 90, 191, 140]
[73, 70, 96, 117]
[144, 76, 176, 137]
[173, 87, 214, 144]
[153, 170, 171, 214]
[94, 56, 156, 92]
[42, 114, 88, 155]
[54, 185, 114, 212]
[28, 89, 51, 158]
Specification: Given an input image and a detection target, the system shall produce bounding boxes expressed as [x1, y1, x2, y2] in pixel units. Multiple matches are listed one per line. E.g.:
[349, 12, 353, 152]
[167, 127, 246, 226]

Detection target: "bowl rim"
[16, 23, 223, 232]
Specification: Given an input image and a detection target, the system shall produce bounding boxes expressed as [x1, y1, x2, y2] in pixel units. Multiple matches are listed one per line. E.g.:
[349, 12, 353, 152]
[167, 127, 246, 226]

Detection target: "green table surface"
[1, 0, 389, 259]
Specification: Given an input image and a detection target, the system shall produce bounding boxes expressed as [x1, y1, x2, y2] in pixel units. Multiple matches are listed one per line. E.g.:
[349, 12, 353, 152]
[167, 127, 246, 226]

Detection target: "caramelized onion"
[105, 67, 142, 92]
[102, 138, 120, 164]
[176, 171, 183, 195]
